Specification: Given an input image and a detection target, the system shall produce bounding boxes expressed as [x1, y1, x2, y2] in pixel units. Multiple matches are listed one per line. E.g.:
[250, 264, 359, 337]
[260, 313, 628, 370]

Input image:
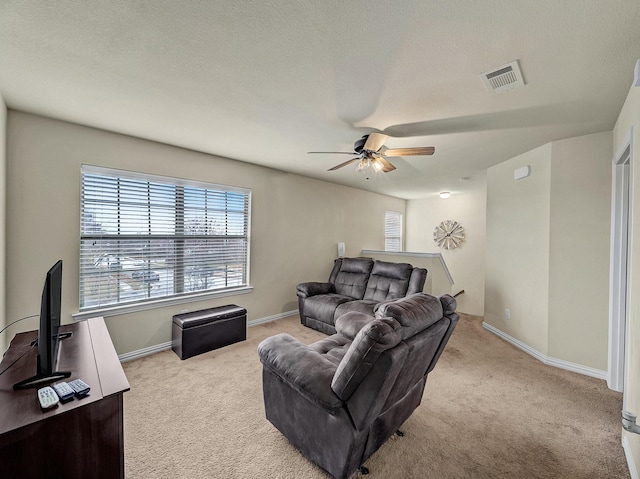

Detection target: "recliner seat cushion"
[308, 334, 352, 367]
[334, 299, 378, 319]
[363, 260, 413, 302]
[304, 294, 352, 325]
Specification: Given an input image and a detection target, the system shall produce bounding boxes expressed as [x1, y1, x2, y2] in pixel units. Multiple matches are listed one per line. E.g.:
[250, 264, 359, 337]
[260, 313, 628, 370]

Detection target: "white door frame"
[608, 126, 633, 392]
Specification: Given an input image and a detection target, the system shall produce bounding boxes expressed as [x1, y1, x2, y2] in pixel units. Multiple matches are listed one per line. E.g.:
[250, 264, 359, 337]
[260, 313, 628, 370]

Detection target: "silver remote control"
[37, 386, 59, 410]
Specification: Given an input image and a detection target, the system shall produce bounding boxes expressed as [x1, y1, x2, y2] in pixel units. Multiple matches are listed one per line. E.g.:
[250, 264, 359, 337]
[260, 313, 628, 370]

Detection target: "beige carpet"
[122, 314, 629, 478]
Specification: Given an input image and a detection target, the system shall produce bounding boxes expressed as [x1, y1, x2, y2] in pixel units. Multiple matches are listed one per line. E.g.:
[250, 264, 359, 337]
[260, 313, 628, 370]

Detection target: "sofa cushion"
[335, 311, 376, 340]
[304, 294, 353, 325]
[331, 318, 402, 400]
[375, 293, 444, 340]
[333, 257, 374, 299]
[363, 260, 413, 302]
[334, 299, 378, 320]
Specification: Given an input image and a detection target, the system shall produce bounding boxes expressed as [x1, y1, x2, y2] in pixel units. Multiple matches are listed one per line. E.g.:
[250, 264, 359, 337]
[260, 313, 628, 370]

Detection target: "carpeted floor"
[122, 314, 630, 478]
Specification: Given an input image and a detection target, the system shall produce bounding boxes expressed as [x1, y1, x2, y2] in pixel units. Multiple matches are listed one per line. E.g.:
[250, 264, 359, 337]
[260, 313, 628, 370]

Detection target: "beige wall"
[5, 111, 405, 355]
[547, 132, 612, 367]
[405, 175, 486, 316]
[614, 84, 640, 470]
[485, 144, 552, 354]
[0, 95, 5, 352]
[485, 132, 612, 370]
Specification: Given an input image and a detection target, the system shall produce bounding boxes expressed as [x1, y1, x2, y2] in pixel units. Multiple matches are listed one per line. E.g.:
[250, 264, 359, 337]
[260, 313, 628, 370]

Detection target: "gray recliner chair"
[258, 293, 458, 479]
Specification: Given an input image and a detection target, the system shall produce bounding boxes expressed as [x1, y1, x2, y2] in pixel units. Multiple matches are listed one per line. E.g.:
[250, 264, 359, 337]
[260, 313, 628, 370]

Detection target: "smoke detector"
[480, 60, 525, 94]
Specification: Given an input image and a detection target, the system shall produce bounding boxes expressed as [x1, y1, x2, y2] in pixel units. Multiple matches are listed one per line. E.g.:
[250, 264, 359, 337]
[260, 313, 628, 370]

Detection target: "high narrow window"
[79, 166, 251, 311]
[385, 211, 403, 252]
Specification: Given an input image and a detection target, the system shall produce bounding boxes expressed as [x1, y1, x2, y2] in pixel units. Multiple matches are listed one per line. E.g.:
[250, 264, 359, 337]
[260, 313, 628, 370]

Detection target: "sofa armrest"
[258, 334, 343, 411]
[296, 281, 335, 298]
[439, 294, 457, 317]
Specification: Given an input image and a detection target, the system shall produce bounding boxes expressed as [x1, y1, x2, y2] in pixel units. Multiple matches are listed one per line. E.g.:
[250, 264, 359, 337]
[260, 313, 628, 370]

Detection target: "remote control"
[52, 382, 75, 402]
[37, 386, 59, 410]
[68, 379, 90, 397]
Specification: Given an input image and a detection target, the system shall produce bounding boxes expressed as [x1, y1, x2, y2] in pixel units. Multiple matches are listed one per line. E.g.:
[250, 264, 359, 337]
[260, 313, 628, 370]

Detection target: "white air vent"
[480, 60, 525, 94]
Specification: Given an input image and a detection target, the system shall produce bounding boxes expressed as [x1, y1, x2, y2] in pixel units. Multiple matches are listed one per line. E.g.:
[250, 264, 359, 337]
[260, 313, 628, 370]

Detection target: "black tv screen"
[39, 259, 63, 375]
[13, 260, 72, 390]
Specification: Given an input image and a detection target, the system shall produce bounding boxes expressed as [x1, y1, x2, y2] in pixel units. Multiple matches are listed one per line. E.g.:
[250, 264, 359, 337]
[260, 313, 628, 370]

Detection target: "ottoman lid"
[172, 305, 246, 329]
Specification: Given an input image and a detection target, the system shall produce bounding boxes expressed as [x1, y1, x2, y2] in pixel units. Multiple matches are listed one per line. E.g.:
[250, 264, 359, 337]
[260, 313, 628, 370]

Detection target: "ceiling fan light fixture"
[355, 156, 384, 175]
[311, 132, 434, 174]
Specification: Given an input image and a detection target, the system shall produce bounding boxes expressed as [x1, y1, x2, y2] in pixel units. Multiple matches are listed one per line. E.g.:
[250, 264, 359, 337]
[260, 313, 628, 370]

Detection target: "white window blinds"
[79, 166, 251, 311]
[384, 211, 403, 252]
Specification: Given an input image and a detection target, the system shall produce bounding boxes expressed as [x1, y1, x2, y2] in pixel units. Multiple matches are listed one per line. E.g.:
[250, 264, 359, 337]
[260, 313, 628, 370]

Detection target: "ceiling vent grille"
[480, 60, 525, 94]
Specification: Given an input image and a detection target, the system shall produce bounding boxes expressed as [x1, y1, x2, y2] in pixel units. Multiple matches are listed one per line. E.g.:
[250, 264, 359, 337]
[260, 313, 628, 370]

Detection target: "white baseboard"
[119, 341, 172, 362]
[624, 435, 639, 479]
[247, 309, 297, 327]
[482, 322, 607, 381]
[118, 310, 298, 362]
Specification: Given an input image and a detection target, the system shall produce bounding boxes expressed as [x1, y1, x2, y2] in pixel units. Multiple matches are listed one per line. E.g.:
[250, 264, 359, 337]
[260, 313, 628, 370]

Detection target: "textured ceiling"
[1, 1, 640, 199]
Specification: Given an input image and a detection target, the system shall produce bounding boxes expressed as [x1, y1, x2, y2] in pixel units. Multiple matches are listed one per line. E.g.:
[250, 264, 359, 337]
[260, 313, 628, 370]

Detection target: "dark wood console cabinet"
[0, 317, 130, 479]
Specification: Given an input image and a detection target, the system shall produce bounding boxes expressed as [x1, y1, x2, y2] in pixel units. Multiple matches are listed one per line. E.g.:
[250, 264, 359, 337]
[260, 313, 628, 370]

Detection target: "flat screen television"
[13, 260, 72, 390]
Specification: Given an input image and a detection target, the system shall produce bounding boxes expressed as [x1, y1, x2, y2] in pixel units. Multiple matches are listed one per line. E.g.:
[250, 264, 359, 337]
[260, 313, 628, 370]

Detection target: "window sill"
[72, 286, 253, 321]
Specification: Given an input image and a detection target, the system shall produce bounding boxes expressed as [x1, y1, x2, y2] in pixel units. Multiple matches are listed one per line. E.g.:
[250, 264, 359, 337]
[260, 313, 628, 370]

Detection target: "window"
[79, 166, 251, 312]
[384, 211, 403, 252]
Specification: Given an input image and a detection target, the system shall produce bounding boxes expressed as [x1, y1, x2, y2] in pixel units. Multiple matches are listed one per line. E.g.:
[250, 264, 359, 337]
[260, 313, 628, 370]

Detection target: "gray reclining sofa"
[296, 257, 427, 334]
[258, 292, 459, 479]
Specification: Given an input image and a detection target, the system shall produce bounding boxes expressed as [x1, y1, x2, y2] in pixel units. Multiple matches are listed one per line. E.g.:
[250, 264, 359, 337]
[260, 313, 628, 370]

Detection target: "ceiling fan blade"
[308, 151, 355, 155]
[363, 133, 388, 152]
[328, 158, 360, 171]
[376, 157, 396, 172]
[382, 146, 435, 157]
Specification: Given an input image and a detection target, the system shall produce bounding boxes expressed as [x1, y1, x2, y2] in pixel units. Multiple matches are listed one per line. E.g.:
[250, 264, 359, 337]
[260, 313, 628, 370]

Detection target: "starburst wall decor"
[433, 220, 465, 250]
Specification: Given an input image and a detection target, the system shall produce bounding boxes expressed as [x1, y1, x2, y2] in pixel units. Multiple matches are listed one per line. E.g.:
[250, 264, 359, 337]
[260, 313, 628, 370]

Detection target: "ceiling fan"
[308, 133, 435, 173]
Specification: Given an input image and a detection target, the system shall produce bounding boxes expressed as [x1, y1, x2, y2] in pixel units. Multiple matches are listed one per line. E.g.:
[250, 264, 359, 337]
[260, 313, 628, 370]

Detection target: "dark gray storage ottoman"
[172, 304, 247, 360]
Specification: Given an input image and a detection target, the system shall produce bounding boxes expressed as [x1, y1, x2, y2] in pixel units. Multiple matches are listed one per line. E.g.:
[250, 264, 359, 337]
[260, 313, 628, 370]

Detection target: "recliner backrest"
[380, 317, 451, 411]
[331, 318, 402, 401]
[375, 292, 444, 340]
[375, 293, 459, 411]
[329, 257, 374, 300]
[331, 318, 408, 431]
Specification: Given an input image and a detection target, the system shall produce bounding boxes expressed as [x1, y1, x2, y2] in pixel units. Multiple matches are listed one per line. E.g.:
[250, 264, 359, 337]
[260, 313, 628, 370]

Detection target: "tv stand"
[12, 368, 72, 390]
[28, 330, 73, 347]
[0, 317, 130, 479]
[14, 332, 73, 390]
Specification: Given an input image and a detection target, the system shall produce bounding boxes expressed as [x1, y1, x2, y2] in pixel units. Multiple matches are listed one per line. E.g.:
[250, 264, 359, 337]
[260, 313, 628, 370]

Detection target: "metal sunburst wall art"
[433, 220, 465, 250]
